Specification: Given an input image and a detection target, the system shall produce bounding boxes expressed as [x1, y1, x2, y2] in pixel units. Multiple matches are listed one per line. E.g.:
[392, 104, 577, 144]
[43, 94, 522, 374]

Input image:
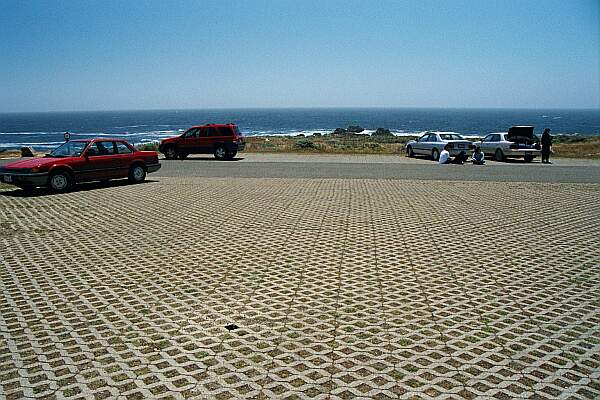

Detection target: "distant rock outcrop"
[347, 125, 364, 133]
[372, 128, 393, 137]
[21, 147, 34, 157]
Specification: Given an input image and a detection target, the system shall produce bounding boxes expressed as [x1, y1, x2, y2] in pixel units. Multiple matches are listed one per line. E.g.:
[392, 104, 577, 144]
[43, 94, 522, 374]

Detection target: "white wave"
[0, 141, 64, 148]
[0, 131, 66, 136]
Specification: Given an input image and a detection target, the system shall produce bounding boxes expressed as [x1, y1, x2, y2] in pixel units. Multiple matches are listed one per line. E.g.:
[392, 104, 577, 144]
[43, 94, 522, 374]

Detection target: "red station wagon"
[0, 139, 161, 192]
[159, 123, 245, 160]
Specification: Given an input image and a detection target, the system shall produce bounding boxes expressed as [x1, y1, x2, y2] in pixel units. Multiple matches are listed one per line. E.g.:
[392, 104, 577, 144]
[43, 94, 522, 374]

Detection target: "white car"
[406, 132, 473, 161]
[473, 126, 541, 162]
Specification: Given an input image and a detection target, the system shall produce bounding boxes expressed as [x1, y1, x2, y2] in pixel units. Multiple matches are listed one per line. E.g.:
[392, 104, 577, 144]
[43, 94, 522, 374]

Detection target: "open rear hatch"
[507, 126, 538, 148]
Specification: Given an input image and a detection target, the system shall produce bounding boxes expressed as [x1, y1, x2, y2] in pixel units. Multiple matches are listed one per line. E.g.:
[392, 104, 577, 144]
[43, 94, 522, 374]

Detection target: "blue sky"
[1, 0, 598, 111]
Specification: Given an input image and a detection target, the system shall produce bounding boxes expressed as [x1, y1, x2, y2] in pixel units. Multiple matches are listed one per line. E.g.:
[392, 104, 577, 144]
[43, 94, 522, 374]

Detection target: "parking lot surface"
[1, 176, 599, 399]
[152, 154, 600, 183]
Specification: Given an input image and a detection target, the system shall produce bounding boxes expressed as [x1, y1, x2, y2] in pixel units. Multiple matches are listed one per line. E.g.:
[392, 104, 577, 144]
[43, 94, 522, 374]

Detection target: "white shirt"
[438, 150, 450, 164]
[473, 151, 485, 162]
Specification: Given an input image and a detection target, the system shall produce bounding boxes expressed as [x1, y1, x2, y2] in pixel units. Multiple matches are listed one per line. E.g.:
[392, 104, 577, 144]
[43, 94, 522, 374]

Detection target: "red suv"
[159, 124, 245, 160]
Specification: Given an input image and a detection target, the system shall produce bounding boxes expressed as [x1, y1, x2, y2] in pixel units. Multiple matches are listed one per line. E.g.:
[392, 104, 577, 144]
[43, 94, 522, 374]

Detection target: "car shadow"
[488, 158, 540, 164]
[0, 179, 159, 197]
[163, 157, 245, 161]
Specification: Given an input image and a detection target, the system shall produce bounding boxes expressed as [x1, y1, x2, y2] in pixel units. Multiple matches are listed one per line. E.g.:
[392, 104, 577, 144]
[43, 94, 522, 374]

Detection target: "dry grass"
[1, 135, 599, 159]
[553, 137, 600, 159]
[244, 135, 413, 155]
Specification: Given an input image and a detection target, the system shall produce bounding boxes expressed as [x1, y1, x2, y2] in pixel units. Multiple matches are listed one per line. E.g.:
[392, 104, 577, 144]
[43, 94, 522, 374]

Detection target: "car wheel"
[48, 171, 72, 193]
[495, 148, 505, 162]
[178, 152, 188, 160]
[524, 155, 534, 162]
[431, 148, 440, 161]
[164, 145, 177, 160]
[214, 146, 227, 160]
[128, 164, 146, 183]
[406, 145, 415, 157]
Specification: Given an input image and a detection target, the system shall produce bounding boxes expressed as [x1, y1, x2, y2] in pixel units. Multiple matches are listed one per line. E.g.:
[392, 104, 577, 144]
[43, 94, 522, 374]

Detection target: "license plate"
[3, 175, 12, 183]
[458, 144, 464, 148]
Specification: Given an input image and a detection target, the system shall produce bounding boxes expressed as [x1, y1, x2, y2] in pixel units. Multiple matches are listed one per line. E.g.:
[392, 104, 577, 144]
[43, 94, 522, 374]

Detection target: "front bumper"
[0, 172, 48, 186]
[147, 163, 161, 173]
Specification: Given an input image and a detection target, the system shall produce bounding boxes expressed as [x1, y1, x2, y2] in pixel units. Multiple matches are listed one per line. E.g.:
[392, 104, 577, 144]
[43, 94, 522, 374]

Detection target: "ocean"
[0, 108, 598, 150]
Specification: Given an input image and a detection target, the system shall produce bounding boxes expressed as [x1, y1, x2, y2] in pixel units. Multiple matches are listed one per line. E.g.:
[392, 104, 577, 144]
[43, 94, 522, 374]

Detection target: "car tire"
[495, 148, 505, 162]
[164, 145, 177, 160]
[48, 170, 73, 193]
[178, 152, 188, 160]
[432, 148, 440, 161]
[406, 145, 415, 157]
[524, 155, 534, 162]
[128, 164, 146, 183]
[214, 145, 227, 160]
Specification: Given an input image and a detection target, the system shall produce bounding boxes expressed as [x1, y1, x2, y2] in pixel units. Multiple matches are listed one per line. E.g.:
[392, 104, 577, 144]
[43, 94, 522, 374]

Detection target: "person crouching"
[472, 146, 485, 165]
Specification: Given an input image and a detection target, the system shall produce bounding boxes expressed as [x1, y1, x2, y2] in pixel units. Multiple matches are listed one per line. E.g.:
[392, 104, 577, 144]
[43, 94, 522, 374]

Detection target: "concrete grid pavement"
[1, 176, 599, 399]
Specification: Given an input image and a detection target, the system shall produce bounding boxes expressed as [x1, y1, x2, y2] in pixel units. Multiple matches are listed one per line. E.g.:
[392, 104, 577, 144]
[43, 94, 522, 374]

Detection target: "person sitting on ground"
[438, 144, 465, 165]
[472, 146, 485, 165]
[438, 144, 451, 164]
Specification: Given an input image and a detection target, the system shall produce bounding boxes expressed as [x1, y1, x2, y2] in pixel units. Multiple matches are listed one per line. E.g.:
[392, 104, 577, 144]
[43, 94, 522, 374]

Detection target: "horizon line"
[2, 105, 600, 114]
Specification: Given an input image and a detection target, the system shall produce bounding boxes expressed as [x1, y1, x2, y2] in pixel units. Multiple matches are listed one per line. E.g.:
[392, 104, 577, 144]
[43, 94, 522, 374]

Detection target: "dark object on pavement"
[21, 147, 34, 157]
[224, 324, 239, 331]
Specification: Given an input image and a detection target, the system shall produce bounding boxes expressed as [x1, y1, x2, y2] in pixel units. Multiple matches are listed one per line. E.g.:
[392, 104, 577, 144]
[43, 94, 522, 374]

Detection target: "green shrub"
[136, 143, 159, 151]
[295, 140, 318, 149]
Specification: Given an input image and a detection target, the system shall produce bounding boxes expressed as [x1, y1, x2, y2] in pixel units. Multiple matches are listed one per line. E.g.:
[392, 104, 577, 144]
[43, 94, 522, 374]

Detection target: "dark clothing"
[541, 131, 552, 147]
[541, 131, 552, 163]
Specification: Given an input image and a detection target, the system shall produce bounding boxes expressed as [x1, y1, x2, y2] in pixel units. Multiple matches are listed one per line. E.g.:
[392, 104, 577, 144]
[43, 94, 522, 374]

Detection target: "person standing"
[541, 128, 552, 164]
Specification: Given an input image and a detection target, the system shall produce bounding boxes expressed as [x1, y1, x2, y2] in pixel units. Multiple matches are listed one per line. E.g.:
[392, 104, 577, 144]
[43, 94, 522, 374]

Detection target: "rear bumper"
[227, 142, 245, 152]
[1, 172, 48, 186]
[147, 163, 161, 173]
[504, 149, 540, 157]
[449, 149, 470, 156]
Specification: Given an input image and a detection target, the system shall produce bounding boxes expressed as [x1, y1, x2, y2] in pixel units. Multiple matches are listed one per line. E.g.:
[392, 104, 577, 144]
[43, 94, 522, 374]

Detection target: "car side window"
[217, 127, 232, 136]
[418, 134, 428, 142]
[482, 135, 491, 142]
[207, 127, 219, 137]
[198, 128, 209, 137]
[115, 142, 132, 154]
[429, 134, 438, 142]
[184, 128, 199, 138]
[492, 134, 500, 142]
[95, 141, 115, 155]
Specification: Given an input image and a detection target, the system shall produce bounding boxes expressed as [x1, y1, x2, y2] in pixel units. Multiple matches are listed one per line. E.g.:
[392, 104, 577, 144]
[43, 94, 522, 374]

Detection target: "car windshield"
[439, 134, 465, 140]
[48, 141, 88, 157]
